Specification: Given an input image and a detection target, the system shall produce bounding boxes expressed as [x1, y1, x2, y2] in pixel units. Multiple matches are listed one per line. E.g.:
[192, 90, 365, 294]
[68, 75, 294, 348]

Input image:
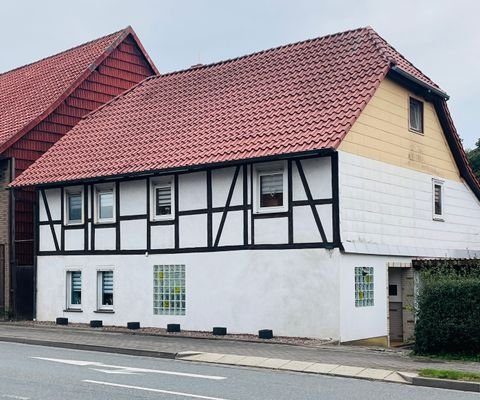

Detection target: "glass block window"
[355, 267, 374, 307]
[153, 265, 185, 315]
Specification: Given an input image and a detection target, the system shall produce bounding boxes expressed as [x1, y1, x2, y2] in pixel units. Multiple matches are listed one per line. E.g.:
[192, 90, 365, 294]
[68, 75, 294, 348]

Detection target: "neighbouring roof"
[12, 27, 471, 190]
[0, 26, 158, 154]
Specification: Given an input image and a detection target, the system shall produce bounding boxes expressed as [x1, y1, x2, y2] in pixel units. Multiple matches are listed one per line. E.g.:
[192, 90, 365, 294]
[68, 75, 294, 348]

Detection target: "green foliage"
[414, 264, 480, 356]
[466, 139, 480, 178]
[420, 368, 480, 382]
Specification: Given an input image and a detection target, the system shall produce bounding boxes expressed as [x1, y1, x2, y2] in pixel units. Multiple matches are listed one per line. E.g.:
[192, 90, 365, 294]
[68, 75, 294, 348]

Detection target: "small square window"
[66, 270, 82, 310]
[355, 267, 374, 307]
[432, 179, 444, 221]
[95, 185, 115, 223]
[97, 270, 114, 310]
[389, 284, 398, 296]
[153, 265, 185, 315]
[65, 188, 83, 225]
[409, 97, 424, 133]
[255, 163, 287, 213]
[151, 179, 174, 220]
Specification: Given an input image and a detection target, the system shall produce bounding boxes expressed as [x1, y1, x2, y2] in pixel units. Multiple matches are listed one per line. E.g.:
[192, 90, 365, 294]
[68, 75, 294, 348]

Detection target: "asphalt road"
[0, 342, 475, 400]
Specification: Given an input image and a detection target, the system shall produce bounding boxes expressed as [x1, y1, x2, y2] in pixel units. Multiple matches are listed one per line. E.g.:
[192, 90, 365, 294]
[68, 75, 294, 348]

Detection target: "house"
[11, 27, 480, 344]
[0, 27, 157, 319]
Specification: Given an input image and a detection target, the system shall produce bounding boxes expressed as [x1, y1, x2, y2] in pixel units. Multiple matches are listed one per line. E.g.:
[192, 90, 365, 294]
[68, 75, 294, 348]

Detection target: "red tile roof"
[12, 27, 450, 187]
[0, 26, 158, 154]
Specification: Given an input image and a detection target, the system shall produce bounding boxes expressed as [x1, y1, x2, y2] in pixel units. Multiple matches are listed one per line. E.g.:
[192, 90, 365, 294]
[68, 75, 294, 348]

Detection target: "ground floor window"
[355, 267, 374, 307]
[153, 265, 185, 315]
[97, 270, 114, 310]
[66, 270, 82, 309]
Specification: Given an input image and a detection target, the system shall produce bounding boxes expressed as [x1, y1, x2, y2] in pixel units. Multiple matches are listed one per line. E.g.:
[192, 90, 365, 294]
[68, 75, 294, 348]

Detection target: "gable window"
[255, 163, 287, 213]
[409, 97, 424, 133]
[355, 267, 374, 307]
[432, 179, 444, 221]
[151, 179, 174, 220]
[65, 188, 83, 225]
[95, 185, 115, 223]
[66, 270, 82, 310]
[97, 270, 114, 311]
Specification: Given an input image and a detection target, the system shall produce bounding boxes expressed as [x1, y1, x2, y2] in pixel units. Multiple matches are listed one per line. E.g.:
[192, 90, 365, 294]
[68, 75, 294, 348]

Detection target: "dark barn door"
[0, 245, 4, 316]
[14, 265, 33, 320]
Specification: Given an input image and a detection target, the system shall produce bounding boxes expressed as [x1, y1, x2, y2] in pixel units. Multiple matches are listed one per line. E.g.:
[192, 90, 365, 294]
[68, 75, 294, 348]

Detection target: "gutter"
[390, 65, 449, 100]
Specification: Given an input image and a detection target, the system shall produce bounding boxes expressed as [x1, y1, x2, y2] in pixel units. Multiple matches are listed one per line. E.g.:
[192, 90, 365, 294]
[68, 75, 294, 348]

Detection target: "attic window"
[409, 97, 424, 133]
[432, 179, 444, 221]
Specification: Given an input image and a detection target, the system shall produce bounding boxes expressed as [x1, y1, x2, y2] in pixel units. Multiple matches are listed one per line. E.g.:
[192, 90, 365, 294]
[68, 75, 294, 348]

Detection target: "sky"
[2, 0, 479, 148]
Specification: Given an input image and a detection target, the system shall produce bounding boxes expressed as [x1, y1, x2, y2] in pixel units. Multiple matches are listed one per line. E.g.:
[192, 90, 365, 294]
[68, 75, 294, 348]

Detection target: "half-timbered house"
[0, 27, 157, 318]
[12, 27, 480, 343]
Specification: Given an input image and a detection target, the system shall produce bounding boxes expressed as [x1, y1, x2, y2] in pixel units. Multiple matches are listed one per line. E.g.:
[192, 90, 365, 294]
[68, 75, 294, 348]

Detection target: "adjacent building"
[11, 27, 480, 344]
[0, 27, 157, 318]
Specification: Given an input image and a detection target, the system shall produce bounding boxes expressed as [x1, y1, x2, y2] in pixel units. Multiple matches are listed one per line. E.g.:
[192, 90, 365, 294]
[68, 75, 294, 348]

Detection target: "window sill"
[433, 217, 445, 222]
[408, 127, 424, 135]
[63, 309, 82, 313]
[94, 309, 115, 314]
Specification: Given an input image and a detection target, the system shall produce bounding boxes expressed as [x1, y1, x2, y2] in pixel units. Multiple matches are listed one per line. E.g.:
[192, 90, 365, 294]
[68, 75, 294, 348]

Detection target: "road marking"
[1, 395, 30, 400]
[83, 380, 231, 400]
[32, 357, 226, 380]
[91, 368, 140, 375]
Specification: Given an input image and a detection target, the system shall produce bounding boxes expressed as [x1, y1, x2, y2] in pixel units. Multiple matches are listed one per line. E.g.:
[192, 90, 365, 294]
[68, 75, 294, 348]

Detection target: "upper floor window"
[254, 163, 287, 213]
[95, 185, 115, 223]
[65, 187, 83, 225]
[151, 178, 174, 220]
[409, 97, 424, 133]
[432, 179, 444, 221]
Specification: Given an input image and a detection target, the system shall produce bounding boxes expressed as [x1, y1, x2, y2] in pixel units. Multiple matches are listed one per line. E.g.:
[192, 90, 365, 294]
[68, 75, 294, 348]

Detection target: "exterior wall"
[339, 78, 460, 181]
[0, 160, 10, 315]
[38, 155, 337, 254]
[37, 249, 341, 339]
[339, 151, 480, 257]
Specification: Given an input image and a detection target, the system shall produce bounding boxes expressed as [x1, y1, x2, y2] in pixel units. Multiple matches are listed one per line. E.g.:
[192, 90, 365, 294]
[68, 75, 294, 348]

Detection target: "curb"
[0, 336, 177, 359]
[412, 376, 480, 393]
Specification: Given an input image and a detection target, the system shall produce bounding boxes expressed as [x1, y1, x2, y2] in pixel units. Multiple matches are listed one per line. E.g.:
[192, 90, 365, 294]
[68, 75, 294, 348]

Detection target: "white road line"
[32, 357, 225, 380]
[83, 380, 231, 400]
[1, 395, 30, 400]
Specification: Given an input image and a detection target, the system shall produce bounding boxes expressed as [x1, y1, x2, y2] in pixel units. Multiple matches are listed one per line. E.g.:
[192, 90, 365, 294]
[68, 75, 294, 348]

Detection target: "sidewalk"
[1, 322, 479, 392]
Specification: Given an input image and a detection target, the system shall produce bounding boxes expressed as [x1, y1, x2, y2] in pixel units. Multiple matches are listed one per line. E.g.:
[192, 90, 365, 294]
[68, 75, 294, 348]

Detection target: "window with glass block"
[153, 265, 185, 315]
[355, 267, 374, 307]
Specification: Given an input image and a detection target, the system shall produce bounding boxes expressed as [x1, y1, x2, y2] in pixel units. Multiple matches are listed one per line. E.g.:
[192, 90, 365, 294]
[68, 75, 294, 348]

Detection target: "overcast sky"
[2, 0, 479, 148]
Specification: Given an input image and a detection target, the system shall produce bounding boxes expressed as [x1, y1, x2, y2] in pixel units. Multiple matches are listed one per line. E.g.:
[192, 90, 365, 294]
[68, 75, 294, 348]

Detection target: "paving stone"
[278, 361, 315, 372]
[236, 356, 269, 367]
[258, 358, 290, 369]
[357, 368, 393, 380]
[304, 363, 339, 374]
[181, 352, 224, 362]
[330, 365, 365, 377]
[214, 354, 248, 365]
[383, 372, 410, 383]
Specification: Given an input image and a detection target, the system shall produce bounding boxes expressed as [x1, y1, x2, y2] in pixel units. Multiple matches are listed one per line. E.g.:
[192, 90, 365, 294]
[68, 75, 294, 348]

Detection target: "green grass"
[419, 368, 480, 382]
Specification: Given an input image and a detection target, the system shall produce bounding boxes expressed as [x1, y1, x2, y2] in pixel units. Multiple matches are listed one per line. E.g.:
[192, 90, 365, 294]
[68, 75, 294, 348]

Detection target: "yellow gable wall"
[339, 78, 460, 181]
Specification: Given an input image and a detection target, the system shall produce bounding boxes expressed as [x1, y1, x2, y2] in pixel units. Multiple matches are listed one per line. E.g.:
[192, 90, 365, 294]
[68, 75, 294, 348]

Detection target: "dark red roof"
[12, 27, 448, 187]
[0, 26, 158, 154]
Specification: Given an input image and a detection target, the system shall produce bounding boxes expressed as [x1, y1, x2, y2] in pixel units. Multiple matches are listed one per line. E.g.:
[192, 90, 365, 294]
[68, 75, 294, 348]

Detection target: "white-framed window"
[94, 184, 115, 223]
[150, 178, 174, 220]
[66, 270, 82, 310]
[355, 267, 374, 307]
[409, 97, 424, 134]
[254, 162, 288, 213]
[97, 270, 114, 310]
[432, 179, 444, 221]
[153, 264, 185, 315]
[65, 187, 84, 225]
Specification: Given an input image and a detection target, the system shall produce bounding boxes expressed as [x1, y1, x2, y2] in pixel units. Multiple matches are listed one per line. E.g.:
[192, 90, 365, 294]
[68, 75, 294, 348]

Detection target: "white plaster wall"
[36, 249, 341, 339]
[339, 151, 480, 257]
[212, 210, 244, 246]
[292, 157, 332, 200]
[95, 228, 116, 250]
[39, 188, 61, 221]
[120, 220, 146, 250]
[151, 225, 175, 249]
[254, 218, 288, 244]
[64, 229, 84, 251]
[39, 225, 60, 251]
[212, 167, 244, 207]
[179, 214, 207, 248]
[120, 180, 147, 216]
[179, 172, 207, 210]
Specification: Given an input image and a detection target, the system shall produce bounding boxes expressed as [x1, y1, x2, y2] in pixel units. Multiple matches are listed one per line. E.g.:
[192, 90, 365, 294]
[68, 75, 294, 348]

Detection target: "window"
[255, 163, 287, 213]
[66, 188, 83, 224]
[409, 97, 424, 133]
[389, 284, 398, 296]
[432, 179, 444, 220]
[97, 270, 114, 310]
[151, 179, 174, 220]
[95, 185, 115, 223]
[66, 271, 82, 310]
[355, 267, 374, 307]
[153, 265, 185, 315]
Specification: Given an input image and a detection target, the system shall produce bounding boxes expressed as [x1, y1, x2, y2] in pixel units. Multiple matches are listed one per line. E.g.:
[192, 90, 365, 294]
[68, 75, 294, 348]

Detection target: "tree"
[466, 139, 480, 178]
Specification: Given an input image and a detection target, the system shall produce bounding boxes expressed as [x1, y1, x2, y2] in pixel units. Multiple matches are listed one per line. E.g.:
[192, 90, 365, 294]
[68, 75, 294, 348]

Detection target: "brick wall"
[0, 159, 10, 316]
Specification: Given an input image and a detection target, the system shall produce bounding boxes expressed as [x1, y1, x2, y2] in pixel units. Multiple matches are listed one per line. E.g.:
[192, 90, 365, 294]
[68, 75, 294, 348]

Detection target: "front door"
[389, 302, 403, 342]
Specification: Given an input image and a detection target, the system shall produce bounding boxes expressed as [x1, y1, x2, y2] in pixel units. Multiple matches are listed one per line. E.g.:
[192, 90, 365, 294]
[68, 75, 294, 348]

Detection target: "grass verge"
[419, 368, 480, 382]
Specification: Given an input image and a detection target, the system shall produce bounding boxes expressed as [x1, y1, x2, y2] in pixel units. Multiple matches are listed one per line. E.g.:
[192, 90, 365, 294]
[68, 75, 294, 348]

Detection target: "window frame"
[432, 179, 444, 221]
[66, 269, 82, 310]
[355, 267, 374, 307]
[254, 162, 288, 214]
[150, 177, 175, 221]
[153, 264, 186, 316]
[97, 269, 114, 311]
[64, 186, 84, 225]
[94, 184, 116, 224]
[409, 97, 424, 134]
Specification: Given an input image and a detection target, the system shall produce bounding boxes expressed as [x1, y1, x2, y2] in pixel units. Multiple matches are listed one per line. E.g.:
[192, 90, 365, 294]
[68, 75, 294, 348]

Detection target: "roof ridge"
[157, 26, 372, 78]
[0, 26, 128, 77]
